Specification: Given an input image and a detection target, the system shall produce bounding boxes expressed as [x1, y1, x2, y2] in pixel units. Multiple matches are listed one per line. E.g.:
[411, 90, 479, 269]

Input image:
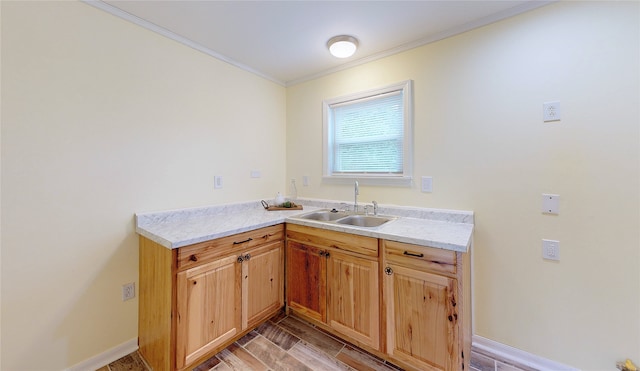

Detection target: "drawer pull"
[233, 237, 253, 245]
[189, 255, 198, 262]
[403, 251, 424, 258]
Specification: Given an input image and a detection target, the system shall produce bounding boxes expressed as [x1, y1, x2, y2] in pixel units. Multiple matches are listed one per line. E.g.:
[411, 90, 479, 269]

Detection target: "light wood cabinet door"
[326, 249, 380, 351]
[286, 240, 326, 322]
[176, 254, 242, 369]
[243, 240, 284, 329]
[385, 263, 458, 371]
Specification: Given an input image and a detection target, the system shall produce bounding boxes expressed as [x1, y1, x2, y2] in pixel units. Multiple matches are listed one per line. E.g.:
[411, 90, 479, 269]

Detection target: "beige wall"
[287, 2, 639, 369]
[2, 1, 639, 370]
[1, 1, 285, 369]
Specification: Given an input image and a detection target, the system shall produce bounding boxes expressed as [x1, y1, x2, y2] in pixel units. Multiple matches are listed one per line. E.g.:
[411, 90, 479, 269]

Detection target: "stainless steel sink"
[299, 209, 349, 221]
[295, 209, 395, 228]
[335, 215, 394, 227]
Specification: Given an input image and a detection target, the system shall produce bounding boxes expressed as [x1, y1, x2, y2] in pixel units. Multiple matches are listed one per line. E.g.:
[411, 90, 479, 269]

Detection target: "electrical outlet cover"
[542, 239, 560, 261]
[122, 282, 135, 301]
[543, 101, 561, 122]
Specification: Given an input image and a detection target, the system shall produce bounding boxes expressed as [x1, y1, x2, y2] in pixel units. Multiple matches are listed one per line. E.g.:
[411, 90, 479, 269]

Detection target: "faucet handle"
[372, 200, 378, 215]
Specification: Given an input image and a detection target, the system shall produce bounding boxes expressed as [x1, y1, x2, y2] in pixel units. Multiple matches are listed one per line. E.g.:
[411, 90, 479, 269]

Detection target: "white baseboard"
[472, 335, 580, 371]
[65, 338, 138, 371]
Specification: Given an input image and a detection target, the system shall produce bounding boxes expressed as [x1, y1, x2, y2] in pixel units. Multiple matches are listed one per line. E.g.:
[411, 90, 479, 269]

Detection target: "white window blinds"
[323, 80, 412, 186]
[330, 90, 404, 174]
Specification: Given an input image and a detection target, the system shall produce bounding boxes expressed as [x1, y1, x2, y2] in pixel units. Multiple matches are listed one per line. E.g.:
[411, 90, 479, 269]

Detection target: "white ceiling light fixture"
[327, 35, 359, 58]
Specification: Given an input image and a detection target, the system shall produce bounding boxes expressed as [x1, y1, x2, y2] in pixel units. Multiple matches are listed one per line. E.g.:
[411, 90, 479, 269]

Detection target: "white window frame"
[322, 80, 413, 186]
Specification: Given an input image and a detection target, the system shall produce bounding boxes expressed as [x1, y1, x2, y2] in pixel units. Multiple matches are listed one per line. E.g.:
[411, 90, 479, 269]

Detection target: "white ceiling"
[89, 0, 552, 86]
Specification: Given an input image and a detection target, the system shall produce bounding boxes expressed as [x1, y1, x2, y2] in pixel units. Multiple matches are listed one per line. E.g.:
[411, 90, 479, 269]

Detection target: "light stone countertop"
[135, 198, 474, 252]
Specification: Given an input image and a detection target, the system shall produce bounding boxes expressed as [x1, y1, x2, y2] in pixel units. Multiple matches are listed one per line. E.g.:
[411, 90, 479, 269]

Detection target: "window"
[323, 80, 413, 186]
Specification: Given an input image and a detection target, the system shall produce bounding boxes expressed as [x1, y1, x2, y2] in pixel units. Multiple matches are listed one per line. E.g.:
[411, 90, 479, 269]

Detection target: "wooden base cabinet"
[286, 224, 380, 351]
[326, 249, 379, 350]
[382, 240, 471, 371]
[176, 254, 241, 369]
[285, 240, 326, 322]
[139, 224, 285, 371]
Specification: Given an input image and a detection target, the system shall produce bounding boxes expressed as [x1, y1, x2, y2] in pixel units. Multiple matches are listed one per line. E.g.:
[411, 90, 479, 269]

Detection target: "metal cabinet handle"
[237, 255, 244, 263]
[384, 267, 393, 275]
[244, 253, 251, 261]
[233, 237, 253, 245]
[403, 251, 424, 258]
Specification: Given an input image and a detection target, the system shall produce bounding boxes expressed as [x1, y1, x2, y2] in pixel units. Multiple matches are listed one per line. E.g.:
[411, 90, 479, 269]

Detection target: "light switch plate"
[421, 176, 433, 193]
[542, 194, 559, 214]
[214, 176, 223, 189]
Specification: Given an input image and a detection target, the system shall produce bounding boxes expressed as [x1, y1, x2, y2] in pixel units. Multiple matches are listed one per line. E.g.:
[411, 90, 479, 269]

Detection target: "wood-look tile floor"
[100, 312, 402, 371]
[100, 312, 538, 371]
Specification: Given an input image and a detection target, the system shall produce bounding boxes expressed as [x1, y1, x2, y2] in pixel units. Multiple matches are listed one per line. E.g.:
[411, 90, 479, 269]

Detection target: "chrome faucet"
[372, 200, 378, 216]
[354, 180, 359, 213]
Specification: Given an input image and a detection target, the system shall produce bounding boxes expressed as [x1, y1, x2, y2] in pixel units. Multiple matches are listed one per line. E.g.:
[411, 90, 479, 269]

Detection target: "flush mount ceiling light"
[327, 35, 359, 58]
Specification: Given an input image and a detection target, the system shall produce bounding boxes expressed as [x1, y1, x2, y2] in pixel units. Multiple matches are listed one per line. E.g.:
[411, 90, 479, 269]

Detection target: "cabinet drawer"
[383, 240, 456, 276]
[286, 224, 378, 257]
[178, 224, 284, 270]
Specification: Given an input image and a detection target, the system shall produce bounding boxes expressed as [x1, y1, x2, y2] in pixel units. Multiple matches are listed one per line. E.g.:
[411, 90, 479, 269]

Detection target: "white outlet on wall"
[542, 239, 560, 261]
[543, 101, 561, 122]
[122, 282, 135, 301]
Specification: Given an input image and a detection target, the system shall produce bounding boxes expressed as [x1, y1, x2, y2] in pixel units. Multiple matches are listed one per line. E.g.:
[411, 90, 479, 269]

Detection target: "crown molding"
[81, 0, 286, 86]
[83, 0, 555, 88]
[286, 1, 556, 86]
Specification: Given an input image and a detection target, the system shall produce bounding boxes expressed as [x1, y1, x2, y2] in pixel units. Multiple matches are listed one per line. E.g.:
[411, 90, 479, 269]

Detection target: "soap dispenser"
[275, 192, 285, 206]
